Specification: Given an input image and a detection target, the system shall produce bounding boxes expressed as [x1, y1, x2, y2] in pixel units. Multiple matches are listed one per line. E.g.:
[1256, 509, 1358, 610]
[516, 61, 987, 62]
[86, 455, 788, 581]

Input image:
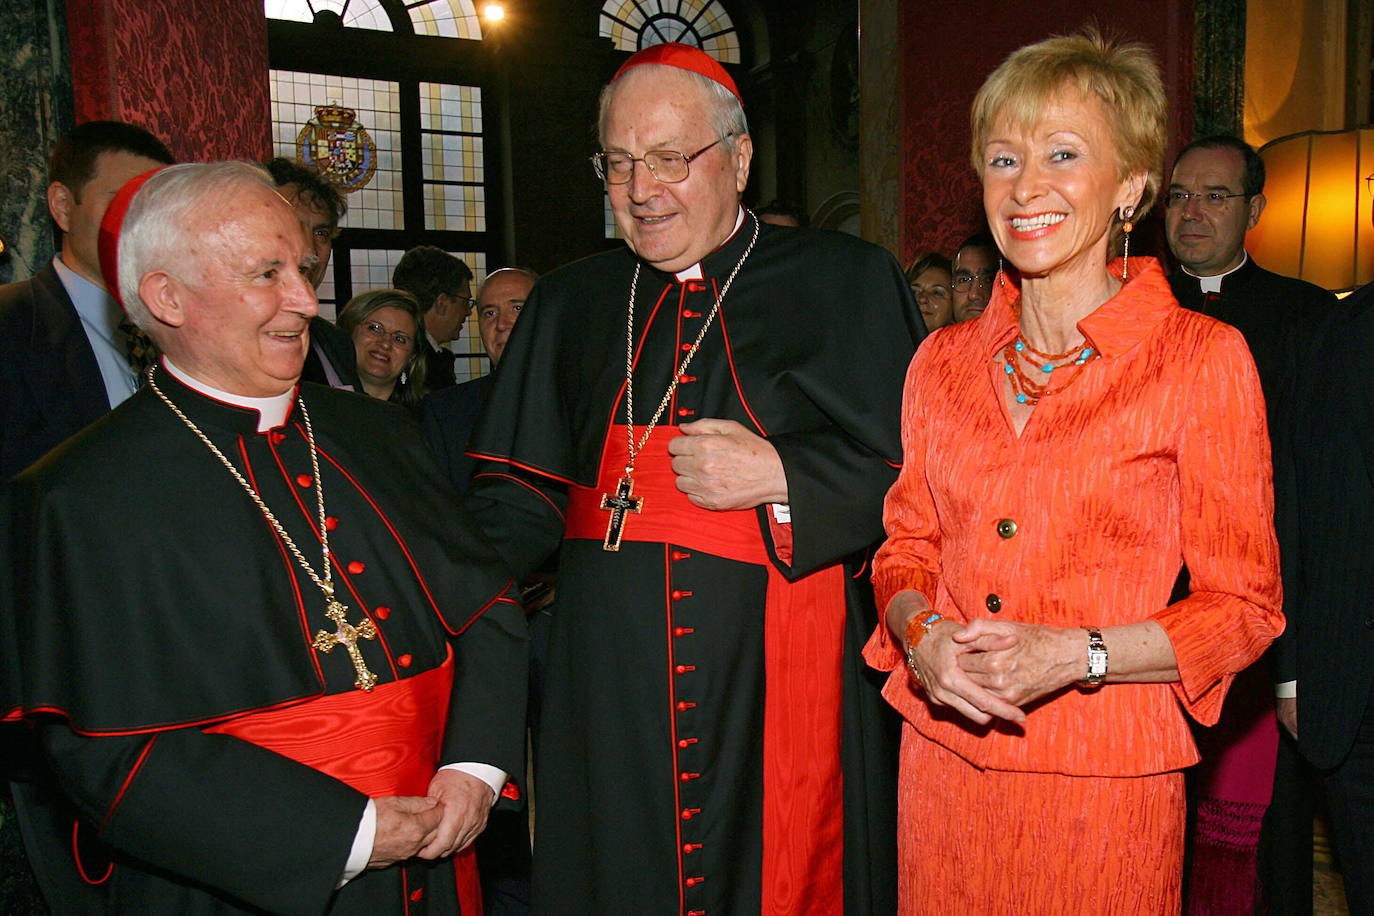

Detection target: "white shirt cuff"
[339, 799, 377, 887]
[440, 762, 507, 804]
[1274, 680, 1297, 698]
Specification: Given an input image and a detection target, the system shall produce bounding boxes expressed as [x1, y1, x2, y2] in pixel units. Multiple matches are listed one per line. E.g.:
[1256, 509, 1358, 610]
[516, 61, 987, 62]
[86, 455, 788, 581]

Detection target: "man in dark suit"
[1165, 136, 1338, 915]
[421, 267, 534, 493]
[0, 119, 173, 914]
[0, 121, 174, 483]
[394, 246, 474, 390]
[1274, 198, 1374, 915]
[265, 157, 361, 391]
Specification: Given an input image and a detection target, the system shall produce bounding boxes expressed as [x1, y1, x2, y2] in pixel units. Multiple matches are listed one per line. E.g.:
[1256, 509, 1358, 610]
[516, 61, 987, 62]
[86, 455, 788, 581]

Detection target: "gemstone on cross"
[600, 475, 643, 552]
[311, 600, 380, 691]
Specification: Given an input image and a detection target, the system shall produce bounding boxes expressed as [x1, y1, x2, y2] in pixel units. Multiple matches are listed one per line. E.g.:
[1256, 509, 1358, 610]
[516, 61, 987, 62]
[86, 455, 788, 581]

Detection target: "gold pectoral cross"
[600, 475, 643, 552]
[312, 600, 379, 691]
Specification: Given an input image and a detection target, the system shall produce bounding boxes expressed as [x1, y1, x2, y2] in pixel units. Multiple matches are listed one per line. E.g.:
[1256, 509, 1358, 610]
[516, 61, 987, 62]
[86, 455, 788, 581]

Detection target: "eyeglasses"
[1165, 190, 1249, 210]
[361, 321, 413, 349]
[591, 135, 734, 185]
[951, 270, 996, 292]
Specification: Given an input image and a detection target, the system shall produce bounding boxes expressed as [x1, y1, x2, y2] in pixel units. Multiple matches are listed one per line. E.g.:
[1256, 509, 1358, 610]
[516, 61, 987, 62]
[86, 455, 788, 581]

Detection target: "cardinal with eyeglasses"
[464, 43, 924, 915]
[0, 161, 526, 915]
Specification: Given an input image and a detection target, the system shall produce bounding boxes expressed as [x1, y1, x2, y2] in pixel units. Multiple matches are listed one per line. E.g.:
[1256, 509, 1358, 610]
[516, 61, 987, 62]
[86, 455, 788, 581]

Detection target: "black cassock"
[1, 367, 526, 915]
[468, 215, 924, 915]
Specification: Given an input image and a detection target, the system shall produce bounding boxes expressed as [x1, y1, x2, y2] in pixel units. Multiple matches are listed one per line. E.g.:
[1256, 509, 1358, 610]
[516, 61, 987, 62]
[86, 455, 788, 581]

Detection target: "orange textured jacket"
[864, 259, 1284, 777]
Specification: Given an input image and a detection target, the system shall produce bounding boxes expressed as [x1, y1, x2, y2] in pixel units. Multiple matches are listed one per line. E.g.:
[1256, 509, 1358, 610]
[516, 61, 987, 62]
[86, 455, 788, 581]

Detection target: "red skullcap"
[97, 167, 167, 312]
[613, 42, 741, 103]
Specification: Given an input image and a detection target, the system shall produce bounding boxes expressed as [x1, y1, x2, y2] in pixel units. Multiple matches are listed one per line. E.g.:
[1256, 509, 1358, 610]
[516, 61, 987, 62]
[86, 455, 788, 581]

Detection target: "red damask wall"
[66, 0, 271, 163]
[898, 2, 1195, 266]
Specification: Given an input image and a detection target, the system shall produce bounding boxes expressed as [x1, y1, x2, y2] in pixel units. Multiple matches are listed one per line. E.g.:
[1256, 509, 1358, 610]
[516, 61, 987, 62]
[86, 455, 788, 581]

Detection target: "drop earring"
[1119, 206, 1135, 280]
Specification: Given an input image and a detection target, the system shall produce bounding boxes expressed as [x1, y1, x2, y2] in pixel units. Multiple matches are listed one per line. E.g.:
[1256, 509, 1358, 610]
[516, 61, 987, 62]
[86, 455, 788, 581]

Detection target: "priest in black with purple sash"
[1, 161, 526, 915]
[465, 43, 923, 916]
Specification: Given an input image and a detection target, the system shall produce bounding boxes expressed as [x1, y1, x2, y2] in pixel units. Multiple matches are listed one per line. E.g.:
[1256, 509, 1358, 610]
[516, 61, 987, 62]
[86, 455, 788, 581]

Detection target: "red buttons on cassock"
[398, 654, 413, 668]
[374, 606, 391, 620]
[679, 374, 697, 384]
[671, 550, 691, 561]
[671, 590, 693, 601]
[676, 700, 697, 711]
[688, 910, 707, 916]
[410, 888, 424, 901]
[681, 808, 700, 820]
[269, 430, 286, 445]
[683, 843, 702, 853]
[687, 282, 708, 292]
[683, 308, 701, 318]
[673, 626, 695, 637]
[677, 408, 695, 417]
[674, 664, 696, 674]
[680, 343, 693, 352]
[347, 561, 365, 575]
[678, 737, 698, 748]
[686, 876, 704, 887]
[296, 474, 312, 487]
[680, 772, 700, 781]
[325, 516, 339, 531]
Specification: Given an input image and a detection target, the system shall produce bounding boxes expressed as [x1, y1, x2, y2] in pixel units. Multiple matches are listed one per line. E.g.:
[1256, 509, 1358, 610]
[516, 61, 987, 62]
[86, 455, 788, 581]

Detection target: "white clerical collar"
[1182, 251, 1249, 294]
[426, 330, 449, 352]
[674, 207, 747, 282]
[163, 358, 295, 432]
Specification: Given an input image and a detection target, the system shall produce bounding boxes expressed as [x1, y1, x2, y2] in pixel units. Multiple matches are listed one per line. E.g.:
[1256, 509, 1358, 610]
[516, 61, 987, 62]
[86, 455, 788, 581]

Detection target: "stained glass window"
[264, 0, 483, 38]
[406, 0, 483, 39]
[271, 71, 404, 231]
[420, 83, 486, 232]
[264, 0, 393, 30]
[599, 0, 740, 64]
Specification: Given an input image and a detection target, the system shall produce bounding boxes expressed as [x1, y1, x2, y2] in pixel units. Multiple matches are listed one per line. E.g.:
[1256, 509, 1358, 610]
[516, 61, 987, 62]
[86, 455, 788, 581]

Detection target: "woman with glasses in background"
[337, 289, 428, 410]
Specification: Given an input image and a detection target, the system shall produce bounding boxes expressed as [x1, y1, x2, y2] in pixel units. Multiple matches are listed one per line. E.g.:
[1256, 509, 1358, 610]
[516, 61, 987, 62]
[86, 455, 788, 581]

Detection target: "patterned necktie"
[118, 317, 159, 387]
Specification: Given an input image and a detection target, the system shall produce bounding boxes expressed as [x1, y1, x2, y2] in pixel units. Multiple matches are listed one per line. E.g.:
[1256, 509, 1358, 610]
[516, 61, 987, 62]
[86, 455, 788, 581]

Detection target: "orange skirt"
[899, 725, 1185, 916]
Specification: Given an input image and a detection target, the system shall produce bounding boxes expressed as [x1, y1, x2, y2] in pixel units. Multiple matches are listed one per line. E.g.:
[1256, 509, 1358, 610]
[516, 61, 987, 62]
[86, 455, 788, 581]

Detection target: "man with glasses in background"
[1164, 135, 1335, 916]
[465, 42, 922, 916]
[951, 232, 999, 322]
[393, 246, 475, 390]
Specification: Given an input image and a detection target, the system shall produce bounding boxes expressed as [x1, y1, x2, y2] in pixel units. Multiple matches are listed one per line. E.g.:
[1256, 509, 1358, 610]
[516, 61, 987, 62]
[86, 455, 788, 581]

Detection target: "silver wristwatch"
[1079, 627, 1107, 688]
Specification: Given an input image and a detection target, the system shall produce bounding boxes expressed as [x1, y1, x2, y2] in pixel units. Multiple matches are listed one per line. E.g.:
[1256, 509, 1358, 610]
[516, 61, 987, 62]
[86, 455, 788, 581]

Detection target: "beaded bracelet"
[903, 611, 944, 683]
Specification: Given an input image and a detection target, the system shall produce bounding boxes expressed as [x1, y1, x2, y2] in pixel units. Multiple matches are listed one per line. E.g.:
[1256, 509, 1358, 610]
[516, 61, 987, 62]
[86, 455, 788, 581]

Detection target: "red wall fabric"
[897, 3, 1194, 266]
[66, 0, 271, 163]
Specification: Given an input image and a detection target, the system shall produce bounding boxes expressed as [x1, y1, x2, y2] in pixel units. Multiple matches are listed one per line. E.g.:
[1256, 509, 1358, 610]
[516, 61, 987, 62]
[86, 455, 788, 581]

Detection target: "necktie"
[118, 317, 159, 387]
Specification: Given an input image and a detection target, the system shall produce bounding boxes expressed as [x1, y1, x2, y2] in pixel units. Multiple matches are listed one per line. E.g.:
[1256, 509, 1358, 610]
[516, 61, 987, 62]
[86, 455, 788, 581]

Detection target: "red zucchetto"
[97, 167, 165, 310]
[612, 42, 741, 103]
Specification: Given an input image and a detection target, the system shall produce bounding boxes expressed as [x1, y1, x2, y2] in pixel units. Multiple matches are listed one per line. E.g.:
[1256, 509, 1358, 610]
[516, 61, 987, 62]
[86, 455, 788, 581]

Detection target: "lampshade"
[1246, 128, 1374, 292]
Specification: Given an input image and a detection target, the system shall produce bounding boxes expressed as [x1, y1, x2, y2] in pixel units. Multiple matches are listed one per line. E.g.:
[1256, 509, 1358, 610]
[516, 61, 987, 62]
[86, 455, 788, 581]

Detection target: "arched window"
[265, 0, 484, 39]
[599, 0, 740, 64]
[265, 1, 493, 382]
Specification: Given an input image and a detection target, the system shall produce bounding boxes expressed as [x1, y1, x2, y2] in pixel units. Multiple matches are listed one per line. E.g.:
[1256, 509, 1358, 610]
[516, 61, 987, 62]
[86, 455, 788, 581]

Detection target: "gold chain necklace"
[147, 369, 380, 691]
[598, 213, 761, 551]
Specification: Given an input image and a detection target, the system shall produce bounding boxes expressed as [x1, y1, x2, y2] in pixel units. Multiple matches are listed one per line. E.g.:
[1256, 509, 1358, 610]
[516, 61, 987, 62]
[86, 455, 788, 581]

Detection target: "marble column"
[0, 0, 73, 285]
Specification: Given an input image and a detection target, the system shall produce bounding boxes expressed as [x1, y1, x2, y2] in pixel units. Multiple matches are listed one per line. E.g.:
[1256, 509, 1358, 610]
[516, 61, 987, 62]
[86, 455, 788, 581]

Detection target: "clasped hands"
[366, 769, 493, 869]
[892, 594, 1085, 727]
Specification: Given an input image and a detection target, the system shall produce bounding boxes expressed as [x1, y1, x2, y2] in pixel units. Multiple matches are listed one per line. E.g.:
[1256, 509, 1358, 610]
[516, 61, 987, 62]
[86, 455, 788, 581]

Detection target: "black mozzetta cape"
[1, 367, 525, 915]
[467, 216, 924, 915]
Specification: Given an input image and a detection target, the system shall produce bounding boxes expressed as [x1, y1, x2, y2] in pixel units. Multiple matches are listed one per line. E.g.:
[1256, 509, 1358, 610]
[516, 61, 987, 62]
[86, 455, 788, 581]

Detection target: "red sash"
[567, 425, 847, 915]
[205, 650, 481, 912]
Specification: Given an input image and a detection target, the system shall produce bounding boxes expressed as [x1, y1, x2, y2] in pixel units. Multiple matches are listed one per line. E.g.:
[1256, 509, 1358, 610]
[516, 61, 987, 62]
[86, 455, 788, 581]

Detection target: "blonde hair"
[970, 27, 1166, 236]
